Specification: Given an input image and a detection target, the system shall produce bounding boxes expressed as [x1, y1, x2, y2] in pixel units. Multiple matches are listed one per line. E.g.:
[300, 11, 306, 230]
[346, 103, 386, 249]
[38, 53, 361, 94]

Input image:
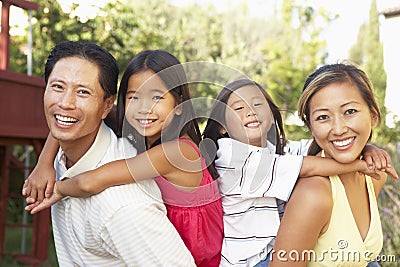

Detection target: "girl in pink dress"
[24, 50, 223, 267]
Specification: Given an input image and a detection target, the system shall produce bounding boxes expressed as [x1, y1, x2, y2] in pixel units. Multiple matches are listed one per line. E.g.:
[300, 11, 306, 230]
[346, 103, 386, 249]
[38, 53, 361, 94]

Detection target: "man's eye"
[153, 96, 163, 101]
[78, 90, 90, 95]
[50, 84, 63, 90]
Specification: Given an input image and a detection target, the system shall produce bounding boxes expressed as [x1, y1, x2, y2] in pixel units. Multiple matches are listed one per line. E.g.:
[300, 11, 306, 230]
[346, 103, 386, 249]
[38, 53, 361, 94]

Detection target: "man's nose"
[58, 90, 76, 109]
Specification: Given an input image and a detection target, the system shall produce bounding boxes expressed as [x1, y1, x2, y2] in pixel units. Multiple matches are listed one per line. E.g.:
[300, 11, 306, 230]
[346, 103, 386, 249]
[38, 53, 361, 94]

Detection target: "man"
[32, 41, 195, 266]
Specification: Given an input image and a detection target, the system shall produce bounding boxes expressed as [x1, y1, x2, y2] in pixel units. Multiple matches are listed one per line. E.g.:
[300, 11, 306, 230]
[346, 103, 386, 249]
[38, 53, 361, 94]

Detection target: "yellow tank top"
[307, 173, 383, 267]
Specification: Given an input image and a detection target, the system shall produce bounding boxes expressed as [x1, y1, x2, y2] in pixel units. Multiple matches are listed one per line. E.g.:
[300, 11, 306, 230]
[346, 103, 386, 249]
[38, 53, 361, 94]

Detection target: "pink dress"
[154, 138, 223, 267]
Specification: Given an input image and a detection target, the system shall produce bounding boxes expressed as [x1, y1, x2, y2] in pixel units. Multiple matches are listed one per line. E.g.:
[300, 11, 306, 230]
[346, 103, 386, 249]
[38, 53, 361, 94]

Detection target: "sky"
[171, 0, 375, 62]
[6, 0, 390, 61]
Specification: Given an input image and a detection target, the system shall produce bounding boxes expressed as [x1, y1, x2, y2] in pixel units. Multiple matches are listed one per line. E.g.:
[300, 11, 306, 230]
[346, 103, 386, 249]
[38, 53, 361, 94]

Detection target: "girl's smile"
[125, 70, 178, 146]
[224, 85, 273, 147]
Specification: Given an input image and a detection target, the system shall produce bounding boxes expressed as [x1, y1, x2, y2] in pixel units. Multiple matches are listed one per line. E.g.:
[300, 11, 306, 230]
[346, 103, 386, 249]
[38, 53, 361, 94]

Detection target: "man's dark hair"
[44, 41, 119, 98]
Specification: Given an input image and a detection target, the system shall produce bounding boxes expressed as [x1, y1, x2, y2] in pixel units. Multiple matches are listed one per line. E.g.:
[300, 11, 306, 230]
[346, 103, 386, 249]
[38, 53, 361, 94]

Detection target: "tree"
[349, 0, 398, 145]
[255, 0, 332, 140]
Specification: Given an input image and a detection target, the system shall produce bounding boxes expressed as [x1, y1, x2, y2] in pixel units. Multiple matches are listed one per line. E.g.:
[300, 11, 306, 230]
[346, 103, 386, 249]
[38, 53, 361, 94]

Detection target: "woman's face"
[308, 82, 376, 163]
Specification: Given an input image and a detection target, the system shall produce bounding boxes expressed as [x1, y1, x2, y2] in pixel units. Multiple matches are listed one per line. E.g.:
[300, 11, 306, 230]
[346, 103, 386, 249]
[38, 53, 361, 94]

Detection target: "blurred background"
[0, 0, 399, 266]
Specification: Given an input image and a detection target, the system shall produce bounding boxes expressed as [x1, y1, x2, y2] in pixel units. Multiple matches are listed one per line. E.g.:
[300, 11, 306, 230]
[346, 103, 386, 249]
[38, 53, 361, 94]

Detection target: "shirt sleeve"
[263, 154, 303, 201]
[101, 203, 196, 266]
[234, 151, 303, 201]
[285, 139, 312, 155]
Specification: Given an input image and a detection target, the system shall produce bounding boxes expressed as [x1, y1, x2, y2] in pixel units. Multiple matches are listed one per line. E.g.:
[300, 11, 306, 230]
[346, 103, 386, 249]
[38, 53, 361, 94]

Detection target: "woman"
[269, 62, 397, 266]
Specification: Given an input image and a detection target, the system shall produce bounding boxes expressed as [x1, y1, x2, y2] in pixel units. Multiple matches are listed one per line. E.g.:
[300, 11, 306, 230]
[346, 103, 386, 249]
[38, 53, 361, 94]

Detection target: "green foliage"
[6, 0, 400, 264]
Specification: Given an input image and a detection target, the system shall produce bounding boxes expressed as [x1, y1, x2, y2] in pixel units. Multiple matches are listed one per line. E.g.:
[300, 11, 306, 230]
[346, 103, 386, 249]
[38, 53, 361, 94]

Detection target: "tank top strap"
[178, 138, 212, 184]
[178, 137, 200, 156]
[178, 138, 208, 170]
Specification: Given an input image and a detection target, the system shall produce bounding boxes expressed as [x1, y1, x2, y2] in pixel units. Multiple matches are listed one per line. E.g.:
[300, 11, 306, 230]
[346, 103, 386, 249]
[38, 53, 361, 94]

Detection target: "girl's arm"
[269, 176, 332, 267]
[300, 156, 398, 181]
[22, 133, 59, 202]
[25, 140, 203, 213]
[35, 139, 202, 198]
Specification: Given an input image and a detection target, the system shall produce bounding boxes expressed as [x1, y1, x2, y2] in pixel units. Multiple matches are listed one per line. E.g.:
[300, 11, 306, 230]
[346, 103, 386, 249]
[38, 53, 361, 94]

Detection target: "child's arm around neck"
[56, 139, 204, 197]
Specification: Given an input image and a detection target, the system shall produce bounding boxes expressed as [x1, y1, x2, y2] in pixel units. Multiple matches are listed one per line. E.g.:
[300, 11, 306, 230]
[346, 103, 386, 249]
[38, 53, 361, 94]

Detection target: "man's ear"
[102, 96, 116, 119]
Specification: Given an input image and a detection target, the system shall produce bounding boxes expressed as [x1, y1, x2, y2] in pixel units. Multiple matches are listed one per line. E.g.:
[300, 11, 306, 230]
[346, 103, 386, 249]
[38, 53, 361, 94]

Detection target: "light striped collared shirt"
[215, 138, 304, 266]
[52, 122, 195, 266]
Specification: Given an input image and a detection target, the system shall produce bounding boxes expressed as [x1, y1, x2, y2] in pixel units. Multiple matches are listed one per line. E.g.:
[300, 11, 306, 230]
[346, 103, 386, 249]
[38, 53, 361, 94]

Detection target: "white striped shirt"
[52, 122, 195, 267]
[215, 138, 304, 266]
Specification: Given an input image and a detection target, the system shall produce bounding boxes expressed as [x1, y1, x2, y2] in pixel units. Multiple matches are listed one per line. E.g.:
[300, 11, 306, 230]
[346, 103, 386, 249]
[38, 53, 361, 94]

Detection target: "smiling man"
[40, 41, 194, 266]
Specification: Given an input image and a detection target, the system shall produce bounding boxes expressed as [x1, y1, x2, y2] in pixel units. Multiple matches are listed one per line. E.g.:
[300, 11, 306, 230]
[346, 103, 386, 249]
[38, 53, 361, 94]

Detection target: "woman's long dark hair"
[202, 79, 287, 166]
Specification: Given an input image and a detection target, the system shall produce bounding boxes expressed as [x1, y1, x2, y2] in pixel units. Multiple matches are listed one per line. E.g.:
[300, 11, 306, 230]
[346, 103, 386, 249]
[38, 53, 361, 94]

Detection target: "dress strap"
[178, 138, 201, 156]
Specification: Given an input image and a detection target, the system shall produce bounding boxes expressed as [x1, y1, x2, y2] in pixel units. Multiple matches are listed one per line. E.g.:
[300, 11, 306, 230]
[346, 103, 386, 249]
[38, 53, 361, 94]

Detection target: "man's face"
[43, 57, 114, 148]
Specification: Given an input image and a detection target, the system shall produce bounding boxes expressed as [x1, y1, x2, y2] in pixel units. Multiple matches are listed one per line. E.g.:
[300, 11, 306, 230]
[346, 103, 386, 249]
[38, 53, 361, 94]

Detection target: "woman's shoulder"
[291, 176, 333, 211]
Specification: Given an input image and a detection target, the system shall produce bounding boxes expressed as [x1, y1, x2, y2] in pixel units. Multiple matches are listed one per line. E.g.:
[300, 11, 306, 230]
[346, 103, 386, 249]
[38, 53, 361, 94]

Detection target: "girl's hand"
[358, 159, 398, 181]
[362, 145, 391, 172]
[22, 163, 56, 202]
[25, 182, 63, 214]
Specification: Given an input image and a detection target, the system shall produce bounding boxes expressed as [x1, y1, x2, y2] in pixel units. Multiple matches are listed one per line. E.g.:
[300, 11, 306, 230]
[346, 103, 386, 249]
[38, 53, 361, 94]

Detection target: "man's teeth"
[56, 115, 78, 125]
[332, 138, 354, 147]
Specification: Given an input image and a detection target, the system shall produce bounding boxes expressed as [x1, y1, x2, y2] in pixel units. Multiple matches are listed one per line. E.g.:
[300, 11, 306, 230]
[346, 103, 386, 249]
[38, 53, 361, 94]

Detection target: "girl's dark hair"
[298, 62, 381, 156]
[202, 79, 287, 165]
[117, 49, 219, 178]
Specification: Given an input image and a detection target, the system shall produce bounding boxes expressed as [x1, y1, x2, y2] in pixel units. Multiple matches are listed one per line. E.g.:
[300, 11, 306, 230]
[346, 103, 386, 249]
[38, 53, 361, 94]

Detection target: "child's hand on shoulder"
[22, 163, 56, 203]
[25, 181, 63, 214]
[362, 145, 398, 181]
[358, 159, 398, 181]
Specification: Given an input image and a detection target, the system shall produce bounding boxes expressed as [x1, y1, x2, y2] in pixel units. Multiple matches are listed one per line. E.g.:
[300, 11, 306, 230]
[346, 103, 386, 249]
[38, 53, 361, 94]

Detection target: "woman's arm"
[269, 177, 332, 267]
[22, 133, 59, 202]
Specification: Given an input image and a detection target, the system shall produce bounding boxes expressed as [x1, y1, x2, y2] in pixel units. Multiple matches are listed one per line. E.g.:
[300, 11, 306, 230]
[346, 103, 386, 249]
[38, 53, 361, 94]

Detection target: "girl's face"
[125, 70, 178, 146]
[309, 82, 376, 163]
[224, 85, 273, 147]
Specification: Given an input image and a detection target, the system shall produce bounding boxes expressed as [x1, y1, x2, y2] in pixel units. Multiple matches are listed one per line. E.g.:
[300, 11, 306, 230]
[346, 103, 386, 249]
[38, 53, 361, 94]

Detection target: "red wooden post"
[0, 147, 10, 256]
[0, 0, 39, 70]
[0, 1, 50, 265]
[0, 1, 11, 70]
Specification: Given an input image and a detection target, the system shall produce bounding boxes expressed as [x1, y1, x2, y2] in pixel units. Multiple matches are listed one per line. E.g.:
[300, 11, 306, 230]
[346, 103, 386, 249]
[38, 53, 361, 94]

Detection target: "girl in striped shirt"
[201, 79, 397, 267]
